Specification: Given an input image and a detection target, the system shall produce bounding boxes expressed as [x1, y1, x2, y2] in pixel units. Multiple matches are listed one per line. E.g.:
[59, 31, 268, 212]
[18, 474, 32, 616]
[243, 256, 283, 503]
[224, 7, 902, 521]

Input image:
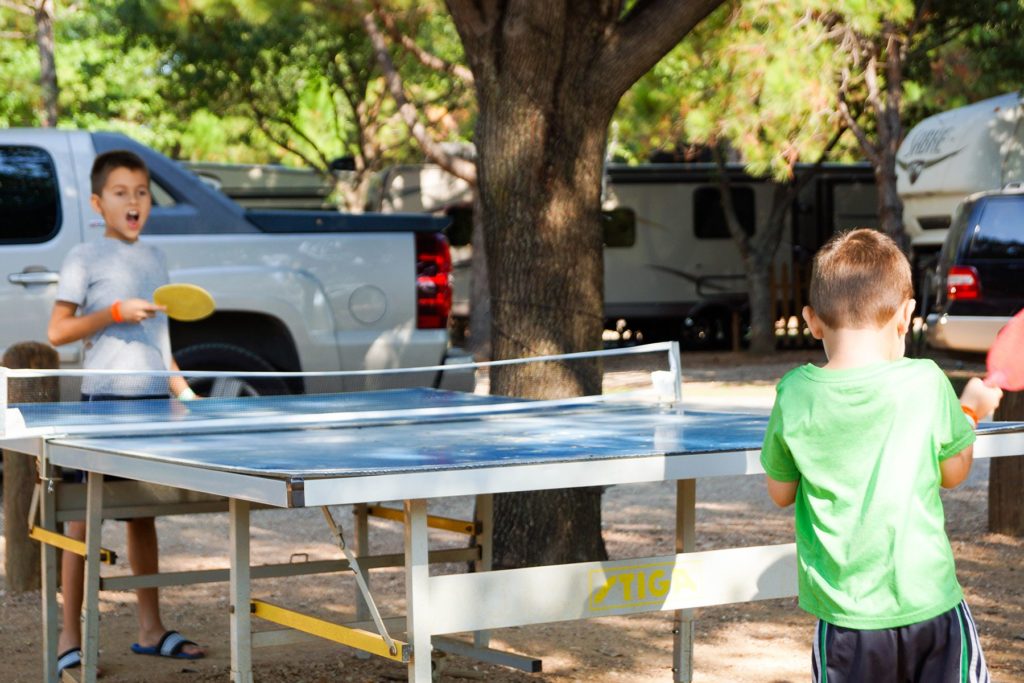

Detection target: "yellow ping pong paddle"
[153, 283, 216, 322]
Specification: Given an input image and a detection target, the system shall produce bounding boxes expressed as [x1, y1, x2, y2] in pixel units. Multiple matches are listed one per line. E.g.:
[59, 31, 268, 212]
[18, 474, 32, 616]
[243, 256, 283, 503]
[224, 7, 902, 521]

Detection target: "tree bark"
[2, 341, 59, 593]
[990, 391, 1024, 536]
[34, 0, 58, 128]
[446, 0, 724, 568]
[467, 194, 491, 359]
[474, 29, 610, 567]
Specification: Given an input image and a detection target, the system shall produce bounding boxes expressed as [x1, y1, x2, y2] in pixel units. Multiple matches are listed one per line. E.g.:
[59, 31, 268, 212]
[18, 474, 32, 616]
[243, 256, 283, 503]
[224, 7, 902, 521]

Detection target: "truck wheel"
[174, 343, 292, 397]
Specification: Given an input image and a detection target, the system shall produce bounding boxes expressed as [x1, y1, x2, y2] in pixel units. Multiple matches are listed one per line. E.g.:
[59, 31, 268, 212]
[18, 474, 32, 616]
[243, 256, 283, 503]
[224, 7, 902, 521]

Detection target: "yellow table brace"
[248, 506, 409, 662]
[27, 480, 117, 564]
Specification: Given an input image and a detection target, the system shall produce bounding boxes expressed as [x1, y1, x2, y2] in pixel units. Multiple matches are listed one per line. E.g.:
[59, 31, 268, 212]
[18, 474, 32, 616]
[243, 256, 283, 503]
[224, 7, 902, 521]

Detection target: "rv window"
[968, 196, 1024, 259]
[603, 208, 636, 247]
[0, 145, 61, 244]
[694, 186, 755, 239]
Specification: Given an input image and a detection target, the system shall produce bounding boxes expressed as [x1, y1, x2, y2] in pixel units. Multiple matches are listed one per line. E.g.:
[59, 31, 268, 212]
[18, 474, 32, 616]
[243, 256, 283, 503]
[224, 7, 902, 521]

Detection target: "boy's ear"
[802, 306, 825, 340]
[895, 298, 916, 336]
[89, 193, 102, 214]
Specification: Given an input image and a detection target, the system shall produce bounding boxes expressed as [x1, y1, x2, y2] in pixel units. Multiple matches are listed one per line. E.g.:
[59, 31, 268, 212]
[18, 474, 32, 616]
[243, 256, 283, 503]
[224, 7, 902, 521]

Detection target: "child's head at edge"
[90, 149, 152, 244]
[803, 228, 916, 363]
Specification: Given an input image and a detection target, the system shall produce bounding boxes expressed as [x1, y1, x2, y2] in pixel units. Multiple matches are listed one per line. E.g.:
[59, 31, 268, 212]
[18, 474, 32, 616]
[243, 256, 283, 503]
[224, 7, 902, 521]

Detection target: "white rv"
[897, 91, 1024, 265]
[367, 163, 878, 347]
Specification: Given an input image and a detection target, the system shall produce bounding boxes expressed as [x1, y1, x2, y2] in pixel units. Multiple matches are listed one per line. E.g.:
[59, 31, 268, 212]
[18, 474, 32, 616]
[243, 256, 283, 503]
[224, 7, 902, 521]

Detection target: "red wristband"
[961, 404, 979, 428]
[110, 300, 124, 323]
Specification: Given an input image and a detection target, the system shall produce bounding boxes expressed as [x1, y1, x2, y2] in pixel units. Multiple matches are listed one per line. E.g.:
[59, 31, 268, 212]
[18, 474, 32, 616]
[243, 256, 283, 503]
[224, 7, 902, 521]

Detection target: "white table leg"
[473, 493, 493, 650]
[673, 479, 696, 682]
[404, 499, 431, 682]
[39, 464, 58, 683]
[81, 473, 104, 683]
[229, 498, 253, 683]
[353, 502, 371, 658]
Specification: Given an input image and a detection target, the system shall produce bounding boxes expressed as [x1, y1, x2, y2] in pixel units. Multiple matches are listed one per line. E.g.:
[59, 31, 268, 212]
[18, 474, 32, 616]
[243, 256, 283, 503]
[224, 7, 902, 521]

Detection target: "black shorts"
[813, 600, 989, 683]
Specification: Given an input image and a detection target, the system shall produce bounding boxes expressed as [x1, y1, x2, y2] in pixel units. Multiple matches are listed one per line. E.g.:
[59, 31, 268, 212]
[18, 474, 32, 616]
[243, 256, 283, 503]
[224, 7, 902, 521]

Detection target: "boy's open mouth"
[127, 210, 140, 226]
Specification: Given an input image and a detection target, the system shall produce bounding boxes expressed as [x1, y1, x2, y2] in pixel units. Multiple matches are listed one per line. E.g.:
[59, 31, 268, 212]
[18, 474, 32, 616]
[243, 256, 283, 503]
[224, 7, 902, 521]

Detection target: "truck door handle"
[8, 270, 60, 286]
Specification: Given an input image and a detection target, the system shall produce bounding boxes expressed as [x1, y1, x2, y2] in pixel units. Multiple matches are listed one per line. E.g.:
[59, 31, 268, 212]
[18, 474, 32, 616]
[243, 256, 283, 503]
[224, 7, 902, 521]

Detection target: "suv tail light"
[947, 265, 981, 300]
[415, 232, 452, 329]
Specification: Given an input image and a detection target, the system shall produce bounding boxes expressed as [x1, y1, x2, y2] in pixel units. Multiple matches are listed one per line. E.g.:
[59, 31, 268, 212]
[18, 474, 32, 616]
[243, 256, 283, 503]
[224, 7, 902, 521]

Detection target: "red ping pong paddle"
[986, 308, 1024, 390]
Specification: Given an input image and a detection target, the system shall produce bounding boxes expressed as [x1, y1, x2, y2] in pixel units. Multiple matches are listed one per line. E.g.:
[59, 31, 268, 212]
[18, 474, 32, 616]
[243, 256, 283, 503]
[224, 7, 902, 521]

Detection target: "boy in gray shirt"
[47, 150, 205, 673]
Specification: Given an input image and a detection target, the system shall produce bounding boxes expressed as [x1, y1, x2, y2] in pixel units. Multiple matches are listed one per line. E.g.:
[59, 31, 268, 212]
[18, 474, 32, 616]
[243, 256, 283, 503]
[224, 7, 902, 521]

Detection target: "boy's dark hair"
[809, 228, 914, 329]
[90, 150, 149, 195]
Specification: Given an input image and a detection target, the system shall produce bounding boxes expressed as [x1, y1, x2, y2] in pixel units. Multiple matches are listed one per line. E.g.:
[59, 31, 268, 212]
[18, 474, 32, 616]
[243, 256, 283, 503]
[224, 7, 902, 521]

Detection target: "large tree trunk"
[475, 48, 610, 569]
[467, 195, 491, 359]
[447, 0, 724, 568]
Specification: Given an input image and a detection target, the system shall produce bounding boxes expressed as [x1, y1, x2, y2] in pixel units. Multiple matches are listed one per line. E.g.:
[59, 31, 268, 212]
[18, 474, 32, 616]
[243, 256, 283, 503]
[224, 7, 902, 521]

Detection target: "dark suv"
[926, 187, 1024, 352]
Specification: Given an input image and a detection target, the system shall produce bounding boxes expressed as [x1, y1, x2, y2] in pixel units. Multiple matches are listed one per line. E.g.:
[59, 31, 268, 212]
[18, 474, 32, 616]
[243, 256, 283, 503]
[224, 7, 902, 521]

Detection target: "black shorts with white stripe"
[812, 600, 989, 683]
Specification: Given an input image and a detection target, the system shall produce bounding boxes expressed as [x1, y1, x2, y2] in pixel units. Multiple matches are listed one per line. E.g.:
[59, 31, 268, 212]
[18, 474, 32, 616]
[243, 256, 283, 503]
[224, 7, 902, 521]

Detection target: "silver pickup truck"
[0, 129, 472, 394]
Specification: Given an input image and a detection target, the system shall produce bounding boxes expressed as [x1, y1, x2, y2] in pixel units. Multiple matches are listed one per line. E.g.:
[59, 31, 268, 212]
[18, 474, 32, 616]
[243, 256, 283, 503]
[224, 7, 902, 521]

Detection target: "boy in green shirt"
[761, 229, 1002, 683]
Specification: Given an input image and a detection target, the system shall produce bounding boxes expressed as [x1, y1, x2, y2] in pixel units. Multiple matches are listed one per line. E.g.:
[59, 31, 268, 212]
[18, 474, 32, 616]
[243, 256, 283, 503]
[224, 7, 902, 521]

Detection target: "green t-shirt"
[760, 358, 975, 629]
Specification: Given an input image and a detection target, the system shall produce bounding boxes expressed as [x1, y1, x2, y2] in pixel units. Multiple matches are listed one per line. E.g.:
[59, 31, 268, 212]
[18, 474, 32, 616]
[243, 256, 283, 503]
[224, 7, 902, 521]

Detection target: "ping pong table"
[4, 376, 1024, 683]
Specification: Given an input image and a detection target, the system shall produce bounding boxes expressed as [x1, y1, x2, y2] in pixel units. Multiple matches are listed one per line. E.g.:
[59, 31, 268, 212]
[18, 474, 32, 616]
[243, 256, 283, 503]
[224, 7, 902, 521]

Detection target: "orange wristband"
[961, 404, 979, 428]
[110, 300, 124, 323]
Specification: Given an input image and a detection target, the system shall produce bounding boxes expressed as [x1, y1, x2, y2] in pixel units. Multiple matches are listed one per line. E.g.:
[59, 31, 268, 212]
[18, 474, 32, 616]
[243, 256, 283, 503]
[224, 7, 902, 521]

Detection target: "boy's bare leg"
[58, 520, 86, 654]
[126, 518, 206, 657]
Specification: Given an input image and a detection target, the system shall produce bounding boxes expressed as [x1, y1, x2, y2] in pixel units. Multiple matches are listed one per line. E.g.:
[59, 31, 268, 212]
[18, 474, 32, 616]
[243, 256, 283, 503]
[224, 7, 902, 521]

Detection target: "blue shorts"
[813, 600, 990, 683]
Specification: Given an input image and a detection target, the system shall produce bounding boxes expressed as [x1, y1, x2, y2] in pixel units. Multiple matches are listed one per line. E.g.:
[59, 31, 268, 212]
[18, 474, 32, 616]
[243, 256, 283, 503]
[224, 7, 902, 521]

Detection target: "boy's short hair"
[90, 150, 149, 195]
[809, 228, 913, 329]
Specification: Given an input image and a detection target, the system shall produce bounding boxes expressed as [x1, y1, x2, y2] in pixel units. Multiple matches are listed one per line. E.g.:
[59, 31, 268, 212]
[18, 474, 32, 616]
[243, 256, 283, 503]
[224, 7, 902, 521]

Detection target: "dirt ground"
[1, 349, 1022, 682]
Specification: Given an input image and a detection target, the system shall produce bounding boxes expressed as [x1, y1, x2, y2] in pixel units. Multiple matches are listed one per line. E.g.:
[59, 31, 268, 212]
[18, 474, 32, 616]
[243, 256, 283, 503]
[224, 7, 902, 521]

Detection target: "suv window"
[0, 145, 61, 244]
[967, 196, 1024, 259]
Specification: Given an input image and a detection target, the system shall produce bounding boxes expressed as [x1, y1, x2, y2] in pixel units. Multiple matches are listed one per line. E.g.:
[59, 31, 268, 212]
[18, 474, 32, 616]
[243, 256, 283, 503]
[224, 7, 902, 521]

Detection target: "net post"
[667, 341, 683, 403]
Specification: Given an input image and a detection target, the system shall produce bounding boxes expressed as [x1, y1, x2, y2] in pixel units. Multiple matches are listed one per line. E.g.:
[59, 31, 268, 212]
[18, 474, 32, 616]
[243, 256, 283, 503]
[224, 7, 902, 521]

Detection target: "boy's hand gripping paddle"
[153, 283, 216, 322]
[986, 308, 1024, 390]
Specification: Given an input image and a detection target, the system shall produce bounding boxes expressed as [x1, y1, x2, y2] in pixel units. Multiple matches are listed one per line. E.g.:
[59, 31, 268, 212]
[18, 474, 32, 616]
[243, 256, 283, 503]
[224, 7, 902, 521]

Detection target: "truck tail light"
[947, 265, 980, 300]
[415, 232, 452, 329]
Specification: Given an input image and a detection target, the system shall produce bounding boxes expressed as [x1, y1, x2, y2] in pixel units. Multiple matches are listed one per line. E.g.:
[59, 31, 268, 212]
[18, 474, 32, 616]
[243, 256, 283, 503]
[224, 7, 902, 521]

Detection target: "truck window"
[0, 145, 60, 244]
[967, 197, 1024, 259]
[693, 186, 755, 239]
[149, 177, 177, 207]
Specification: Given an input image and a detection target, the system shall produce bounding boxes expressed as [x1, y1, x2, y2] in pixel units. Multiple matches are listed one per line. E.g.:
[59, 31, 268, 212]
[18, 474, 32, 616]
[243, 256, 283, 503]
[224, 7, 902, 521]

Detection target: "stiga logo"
[587, 560, 701, 613]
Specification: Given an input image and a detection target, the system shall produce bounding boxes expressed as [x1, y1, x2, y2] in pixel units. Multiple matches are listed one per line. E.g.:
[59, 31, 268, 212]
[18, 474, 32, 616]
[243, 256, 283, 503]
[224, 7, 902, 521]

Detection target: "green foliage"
[902, 0, 1024, 126]
[0, 39, 41, 127]
[616, 2, 849, 180]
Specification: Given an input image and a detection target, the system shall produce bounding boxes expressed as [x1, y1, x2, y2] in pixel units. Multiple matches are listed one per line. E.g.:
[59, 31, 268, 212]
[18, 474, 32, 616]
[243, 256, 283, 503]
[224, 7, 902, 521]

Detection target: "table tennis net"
[1, 342, 681, 437]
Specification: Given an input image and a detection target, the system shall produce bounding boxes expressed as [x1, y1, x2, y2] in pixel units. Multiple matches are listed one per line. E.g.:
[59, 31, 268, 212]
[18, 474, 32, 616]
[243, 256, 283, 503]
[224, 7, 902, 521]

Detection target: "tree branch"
[373, 0, 474, 85]
[0, 0, 34, 16]
[362, 5, 477, 184]
[597, 0, 725, 99]
[711, 142, 751, 259]
[0, 30, 28, 38]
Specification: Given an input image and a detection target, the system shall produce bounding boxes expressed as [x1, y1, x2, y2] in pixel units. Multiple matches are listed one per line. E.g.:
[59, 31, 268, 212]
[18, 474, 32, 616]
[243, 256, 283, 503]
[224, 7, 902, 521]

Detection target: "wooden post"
[990, 390, 1024, 535]
[2, 341, 59, 592]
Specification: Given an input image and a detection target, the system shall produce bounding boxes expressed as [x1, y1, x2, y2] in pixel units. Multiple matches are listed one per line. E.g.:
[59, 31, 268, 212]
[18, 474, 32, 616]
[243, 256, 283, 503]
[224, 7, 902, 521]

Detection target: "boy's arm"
[941, 377, 1004, 489]
[48, 298, 163, 346]
[168, 359, 195, 400]
[765, 475, 798, 507]
[940, 445, 974, 489]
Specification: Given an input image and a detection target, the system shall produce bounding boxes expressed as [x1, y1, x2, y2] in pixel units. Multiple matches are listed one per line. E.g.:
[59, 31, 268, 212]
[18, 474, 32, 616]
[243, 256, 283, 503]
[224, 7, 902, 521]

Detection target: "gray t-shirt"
[56, 237, 172, 396]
